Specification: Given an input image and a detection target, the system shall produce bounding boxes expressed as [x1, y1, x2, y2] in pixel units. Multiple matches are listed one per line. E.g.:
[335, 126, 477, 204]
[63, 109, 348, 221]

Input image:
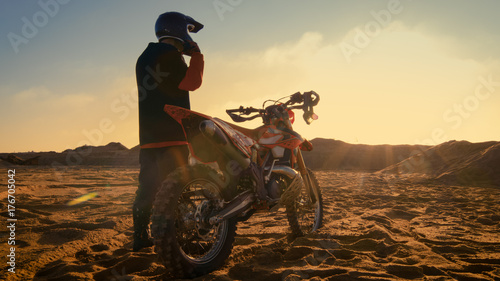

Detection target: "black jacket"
[136, 43, 189, 147]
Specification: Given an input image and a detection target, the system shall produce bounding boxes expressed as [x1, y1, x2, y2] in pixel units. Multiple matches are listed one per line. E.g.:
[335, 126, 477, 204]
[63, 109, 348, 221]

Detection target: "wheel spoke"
[152, 165, 238, 278]
[175, 180, 227, 262]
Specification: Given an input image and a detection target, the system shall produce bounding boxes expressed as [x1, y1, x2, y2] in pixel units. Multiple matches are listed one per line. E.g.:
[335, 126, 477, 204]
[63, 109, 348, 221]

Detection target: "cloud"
[3, 76, 138, 151]
[199, 32, 334, 108]
[197, 23, 498, 145]
[395, 0, 500, 62]
[11, 86, 52, 103]
[11, 86, 96, 109]
[262, 32, 324, 65]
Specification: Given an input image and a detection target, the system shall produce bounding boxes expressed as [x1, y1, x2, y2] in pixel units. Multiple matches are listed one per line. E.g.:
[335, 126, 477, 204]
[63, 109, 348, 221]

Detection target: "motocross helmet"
[155, 12, 203, 42]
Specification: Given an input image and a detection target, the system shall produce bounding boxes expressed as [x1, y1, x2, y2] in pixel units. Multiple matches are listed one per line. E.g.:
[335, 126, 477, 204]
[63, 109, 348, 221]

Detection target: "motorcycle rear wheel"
[286, 168, 323, 237]
[151, 164, 237, 279]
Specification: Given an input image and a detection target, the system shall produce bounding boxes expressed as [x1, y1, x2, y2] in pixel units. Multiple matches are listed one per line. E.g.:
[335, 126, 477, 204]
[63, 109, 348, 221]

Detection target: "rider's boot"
[132, 206, 154, 252]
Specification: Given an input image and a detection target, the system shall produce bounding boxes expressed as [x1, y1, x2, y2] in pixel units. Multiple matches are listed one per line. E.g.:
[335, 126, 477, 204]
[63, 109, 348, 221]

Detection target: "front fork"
[295, 149, 318, 204]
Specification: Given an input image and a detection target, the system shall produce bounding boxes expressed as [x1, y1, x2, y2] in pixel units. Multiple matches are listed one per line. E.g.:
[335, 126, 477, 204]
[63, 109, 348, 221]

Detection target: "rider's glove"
[183, 40, 201, 56]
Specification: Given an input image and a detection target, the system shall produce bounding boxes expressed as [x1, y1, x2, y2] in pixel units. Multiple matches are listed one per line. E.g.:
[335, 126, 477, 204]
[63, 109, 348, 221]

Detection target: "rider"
[133, 11, 204, 251]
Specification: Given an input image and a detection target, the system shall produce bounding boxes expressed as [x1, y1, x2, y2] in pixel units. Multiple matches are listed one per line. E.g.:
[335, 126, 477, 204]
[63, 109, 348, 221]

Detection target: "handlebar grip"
[226, 106, 260, 115]
[226, 107, 262, 122]
[227, 112, 250, 122]
[226, 106, 244, 114]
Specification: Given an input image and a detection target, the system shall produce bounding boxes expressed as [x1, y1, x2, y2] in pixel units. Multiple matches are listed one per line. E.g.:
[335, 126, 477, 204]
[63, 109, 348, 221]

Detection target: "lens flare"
[67, 192, 98, 206]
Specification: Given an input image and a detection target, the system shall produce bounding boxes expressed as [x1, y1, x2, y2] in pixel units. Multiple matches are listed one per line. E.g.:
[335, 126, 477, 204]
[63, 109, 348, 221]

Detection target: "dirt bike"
[151, 91, 323, 278]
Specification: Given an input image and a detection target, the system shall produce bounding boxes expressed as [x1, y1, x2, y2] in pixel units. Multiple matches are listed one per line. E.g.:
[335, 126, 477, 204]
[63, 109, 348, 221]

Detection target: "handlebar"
[226, 106, 262, 122]
[226, 91, 320, 124]
[226, 106, 261, 115]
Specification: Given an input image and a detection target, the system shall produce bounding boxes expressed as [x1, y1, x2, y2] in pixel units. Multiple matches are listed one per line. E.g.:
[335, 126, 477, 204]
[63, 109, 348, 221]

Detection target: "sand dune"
[381, 140, 500, 187]
[1, 167, 499, 280]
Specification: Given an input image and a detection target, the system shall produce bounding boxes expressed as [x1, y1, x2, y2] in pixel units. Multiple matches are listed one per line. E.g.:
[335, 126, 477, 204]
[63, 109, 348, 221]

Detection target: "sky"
[1, 0, 499, 152]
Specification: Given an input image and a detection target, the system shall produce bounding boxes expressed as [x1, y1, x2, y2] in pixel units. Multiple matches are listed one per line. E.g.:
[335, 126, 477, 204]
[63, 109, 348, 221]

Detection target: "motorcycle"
[151, 91, 323, 278]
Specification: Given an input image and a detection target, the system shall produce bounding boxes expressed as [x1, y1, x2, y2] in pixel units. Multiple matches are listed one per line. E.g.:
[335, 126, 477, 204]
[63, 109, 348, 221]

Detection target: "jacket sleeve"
[178, 52, 204, 91]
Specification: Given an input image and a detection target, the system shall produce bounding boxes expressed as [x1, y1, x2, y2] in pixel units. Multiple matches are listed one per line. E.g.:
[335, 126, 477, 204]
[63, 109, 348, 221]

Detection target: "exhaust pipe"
[209, 190, 256, 224]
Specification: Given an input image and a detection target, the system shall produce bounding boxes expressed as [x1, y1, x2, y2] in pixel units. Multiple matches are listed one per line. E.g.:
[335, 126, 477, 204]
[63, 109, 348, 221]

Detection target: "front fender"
[300, 139, 313, 151]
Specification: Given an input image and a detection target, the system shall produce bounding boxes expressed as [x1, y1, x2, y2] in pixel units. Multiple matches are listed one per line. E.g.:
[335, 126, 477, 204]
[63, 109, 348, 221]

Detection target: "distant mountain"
[0, 142, 138, 167]
[302, 138, 430, 171]
[68, 142, 129, 153]
[379, 140, 500, 187]
[2, 139, 500, 187]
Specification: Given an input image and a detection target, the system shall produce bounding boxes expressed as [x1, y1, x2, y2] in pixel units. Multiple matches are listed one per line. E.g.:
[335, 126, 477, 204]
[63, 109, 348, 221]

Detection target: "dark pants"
[133, 145, 189, 234]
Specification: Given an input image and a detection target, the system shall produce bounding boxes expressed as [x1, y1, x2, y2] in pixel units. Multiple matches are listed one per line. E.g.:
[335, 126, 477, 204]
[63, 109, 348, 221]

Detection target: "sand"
[1, 166, 499, 281]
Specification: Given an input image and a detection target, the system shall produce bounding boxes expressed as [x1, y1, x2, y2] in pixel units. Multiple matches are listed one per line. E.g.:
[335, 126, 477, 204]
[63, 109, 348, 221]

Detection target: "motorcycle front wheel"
[151, 164, 237, 279]
[286, 168, 323, 237]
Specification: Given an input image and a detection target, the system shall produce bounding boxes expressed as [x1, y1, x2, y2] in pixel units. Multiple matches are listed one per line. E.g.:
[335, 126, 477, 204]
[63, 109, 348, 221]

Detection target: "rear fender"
[164, 105, 254, 168]
[164, 105, 218, 164]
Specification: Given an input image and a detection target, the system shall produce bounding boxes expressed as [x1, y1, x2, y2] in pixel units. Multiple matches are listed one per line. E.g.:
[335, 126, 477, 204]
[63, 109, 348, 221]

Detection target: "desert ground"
[1, 166, 499, 281]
